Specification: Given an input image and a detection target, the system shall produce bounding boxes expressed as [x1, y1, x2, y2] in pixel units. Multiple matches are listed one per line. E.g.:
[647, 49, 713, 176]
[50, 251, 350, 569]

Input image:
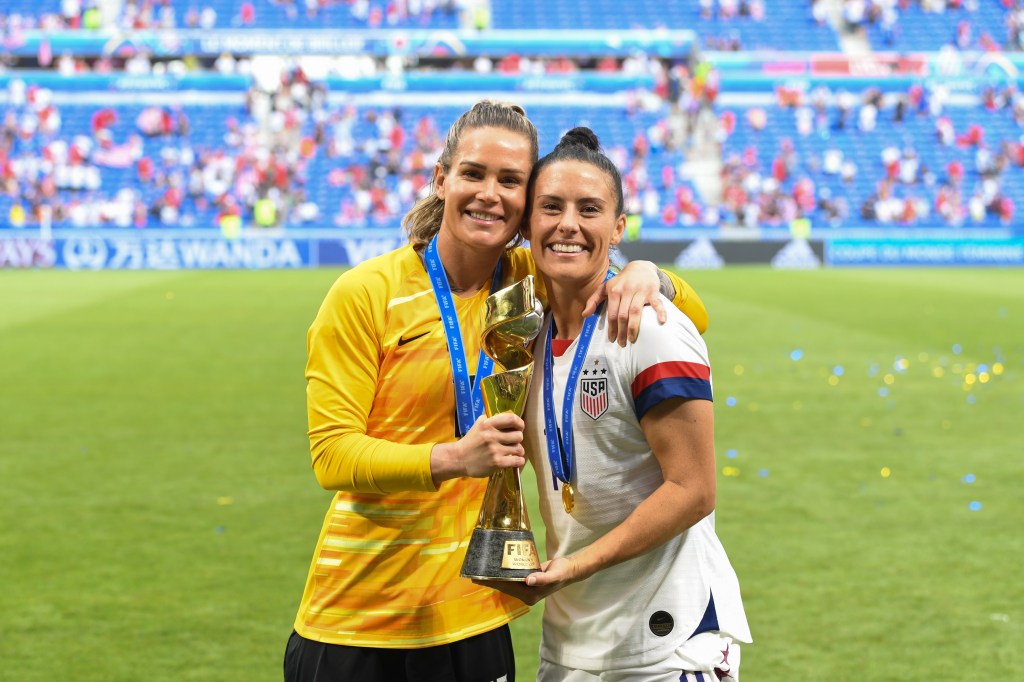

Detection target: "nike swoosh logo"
[397, 331, 430, 346]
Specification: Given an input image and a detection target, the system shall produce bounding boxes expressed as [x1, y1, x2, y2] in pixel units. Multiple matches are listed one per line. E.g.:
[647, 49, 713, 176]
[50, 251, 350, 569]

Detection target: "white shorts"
[537, 632, 741, 682]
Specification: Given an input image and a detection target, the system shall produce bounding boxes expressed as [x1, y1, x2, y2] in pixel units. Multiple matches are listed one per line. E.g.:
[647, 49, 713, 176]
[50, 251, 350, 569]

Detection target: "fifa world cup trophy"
[460, 275, 544, 581]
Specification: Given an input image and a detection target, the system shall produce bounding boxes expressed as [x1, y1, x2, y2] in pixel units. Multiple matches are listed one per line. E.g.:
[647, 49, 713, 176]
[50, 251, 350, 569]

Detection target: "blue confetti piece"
[969, 501, 982, 511]
[726, 396, 737, 407]
[952, 344, 963, 355]
[868, 364, 879, 377]
[878, 387, 889, 397]
[962, 473, 976, 484]
[977, 364, 988, 374]
[833, 365, 844, 376]
[215, 526, 225, 533]
[790, 349, 804, 361]
[726, 449, 738, 459]
[758, 469, 769, 478]
[967, 394, 977, 405]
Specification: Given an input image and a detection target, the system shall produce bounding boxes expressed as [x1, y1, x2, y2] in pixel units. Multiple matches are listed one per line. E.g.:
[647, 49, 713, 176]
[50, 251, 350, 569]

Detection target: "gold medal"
[561, 482, 575, 514]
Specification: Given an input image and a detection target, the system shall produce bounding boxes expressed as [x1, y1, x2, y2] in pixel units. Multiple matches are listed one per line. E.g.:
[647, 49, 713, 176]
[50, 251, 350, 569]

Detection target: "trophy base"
[460, 528, 540, 582]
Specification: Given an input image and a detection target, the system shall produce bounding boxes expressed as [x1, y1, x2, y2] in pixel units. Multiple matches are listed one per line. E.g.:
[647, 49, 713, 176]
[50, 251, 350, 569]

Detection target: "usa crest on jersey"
[580, 377, 608, 419]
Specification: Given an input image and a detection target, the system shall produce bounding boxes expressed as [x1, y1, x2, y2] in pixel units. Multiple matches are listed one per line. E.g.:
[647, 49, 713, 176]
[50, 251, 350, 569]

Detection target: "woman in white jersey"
[483, 127, 752, 681]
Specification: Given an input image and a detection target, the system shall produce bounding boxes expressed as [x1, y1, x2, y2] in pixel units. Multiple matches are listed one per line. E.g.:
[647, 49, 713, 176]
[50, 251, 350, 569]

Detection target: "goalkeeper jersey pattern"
[293, 244, 537, 648]
[523, 301, 752, 670]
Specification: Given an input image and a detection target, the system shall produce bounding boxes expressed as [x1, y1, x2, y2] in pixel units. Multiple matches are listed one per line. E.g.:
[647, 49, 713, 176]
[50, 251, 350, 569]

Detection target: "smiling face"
[526, 159, 626, 292]
[433, 126, 533, 255]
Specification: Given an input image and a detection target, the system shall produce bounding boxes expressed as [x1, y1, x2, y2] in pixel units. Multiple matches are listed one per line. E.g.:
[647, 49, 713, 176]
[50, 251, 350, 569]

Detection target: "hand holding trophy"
[460, 275, 544, 581]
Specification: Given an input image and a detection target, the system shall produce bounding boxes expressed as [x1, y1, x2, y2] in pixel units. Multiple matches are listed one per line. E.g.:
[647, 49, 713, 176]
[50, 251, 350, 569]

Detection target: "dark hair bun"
[558, 126, 600, 152]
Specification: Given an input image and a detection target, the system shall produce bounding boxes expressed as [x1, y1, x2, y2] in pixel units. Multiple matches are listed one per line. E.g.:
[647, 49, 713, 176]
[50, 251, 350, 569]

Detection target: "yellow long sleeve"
[663, 269, 709, 334]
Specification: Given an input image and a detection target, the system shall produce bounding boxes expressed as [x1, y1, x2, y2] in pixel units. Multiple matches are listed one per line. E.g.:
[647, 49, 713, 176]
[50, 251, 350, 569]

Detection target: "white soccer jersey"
[523, 299, 752, 672]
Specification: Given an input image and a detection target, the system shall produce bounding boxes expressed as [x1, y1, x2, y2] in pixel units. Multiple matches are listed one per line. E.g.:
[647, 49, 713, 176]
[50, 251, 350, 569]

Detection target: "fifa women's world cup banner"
[0, 233, 406, 270]
[618, 236, 1024, 268]
[52, 235, 311, 270]
[5, 233, 1024, 270]
[827, 239, 1024, 266]
[0, 235, 312, 270]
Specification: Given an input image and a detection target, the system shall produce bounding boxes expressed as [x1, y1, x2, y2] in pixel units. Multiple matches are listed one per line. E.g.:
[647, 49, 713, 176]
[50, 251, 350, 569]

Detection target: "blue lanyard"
[542, 270, 614, 489]
[424, 235, 503, 438]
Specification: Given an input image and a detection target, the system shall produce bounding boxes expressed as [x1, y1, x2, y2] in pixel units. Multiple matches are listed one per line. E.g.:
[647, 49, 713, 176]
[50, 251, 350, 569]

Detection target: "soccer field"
[1, 267, 1021, 681]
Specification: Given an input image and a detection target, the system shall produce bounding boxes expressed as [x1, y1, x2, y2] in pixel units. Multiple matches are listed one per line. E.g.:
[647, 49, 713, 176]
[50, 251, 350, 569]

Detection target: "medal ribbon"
[424, 235, 503, 438]
[542, 270, 614, 491]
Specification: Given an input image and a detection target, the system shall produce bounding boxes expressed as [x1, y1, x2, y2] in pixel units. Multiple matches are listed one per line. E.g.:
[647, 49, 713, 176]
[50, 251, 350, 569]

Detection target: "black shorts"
[283, 627, 515, 682]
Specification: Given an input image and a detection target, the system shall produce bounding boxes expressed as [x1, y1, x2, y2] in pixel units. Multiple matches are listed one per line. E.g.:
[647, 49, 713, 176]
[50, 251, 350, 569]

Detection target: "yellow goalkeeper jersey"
[293, 243, 705, 648]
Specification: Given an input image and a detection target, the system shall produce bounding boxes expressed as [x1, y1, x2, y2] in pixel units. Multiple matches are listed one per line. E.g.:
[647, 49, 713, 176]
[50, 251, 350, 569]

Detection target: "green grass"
[2, 267, 1022, 681]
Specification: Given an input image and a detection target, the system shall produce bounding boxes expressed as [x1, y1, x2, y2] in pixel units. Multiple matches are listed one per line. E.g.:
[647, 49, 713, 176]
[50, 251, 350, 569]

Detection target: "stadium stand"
[0, 88, 711, 230]
[849, 0, 1021, 53]
[718, 82, 1024, 227]
[489, 0, 840, 51]
[0, 0, 464, 30]
[1, 0, 1023, 233]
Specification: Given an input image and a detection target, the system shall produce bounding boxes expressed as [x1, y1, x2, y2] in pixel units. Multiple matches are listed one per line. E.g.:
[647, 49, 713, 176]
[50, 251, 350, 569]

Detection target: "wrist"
[429, 442, 463, 486]
[657, 268, 676, 300]
[566, 552, 591, 584]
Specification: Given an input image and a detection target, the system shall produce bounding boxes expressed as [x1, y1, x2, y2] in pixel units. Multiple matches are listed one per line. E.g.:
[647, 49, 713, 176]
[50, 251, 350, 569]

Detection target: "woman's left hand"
[582, 260, 668, 346]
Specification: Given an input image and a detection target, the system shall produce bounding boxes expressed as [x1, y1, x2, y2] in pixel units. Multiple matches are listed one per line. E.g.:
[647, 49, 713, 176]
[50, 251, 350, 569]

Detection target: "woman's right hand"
[430, 413, 526, 485]
[473, 555, 583, 606]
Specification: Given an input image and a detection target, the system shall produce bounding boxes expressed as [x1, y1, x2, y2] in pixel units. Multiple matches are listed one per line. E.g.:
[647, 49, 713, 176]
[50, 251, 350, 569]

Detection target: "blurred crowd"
[841, 0, 1024, 51]
[0, 55, 720, 230]
[3, 0, 1024, 231]
[2, 67, 325, 229]
[5, 62, 1024, 231]
[716, 81, 1024, 228]
[3, 0, 1023, 53]
[0, 0, 468, 32]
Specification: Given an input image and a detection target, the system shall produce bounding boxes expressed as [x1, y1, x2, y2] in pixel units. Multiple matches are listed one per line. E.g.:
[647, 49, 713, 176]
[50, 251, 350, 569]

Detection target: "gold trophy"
[460, 275, 544, 581]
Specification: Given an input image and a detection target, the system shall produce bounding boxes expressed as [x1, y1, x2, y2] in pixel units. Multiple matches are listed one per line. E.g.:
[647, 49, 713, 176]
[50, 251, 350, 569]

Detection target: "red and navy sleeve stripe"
[631, 361, 712, 419]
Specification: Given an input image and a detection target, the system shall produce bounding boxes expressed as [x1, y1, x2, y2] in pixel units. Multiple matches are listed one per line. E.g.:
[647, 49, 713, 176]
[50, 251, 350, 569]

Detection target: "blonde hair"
[403, 100, 539, 251]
